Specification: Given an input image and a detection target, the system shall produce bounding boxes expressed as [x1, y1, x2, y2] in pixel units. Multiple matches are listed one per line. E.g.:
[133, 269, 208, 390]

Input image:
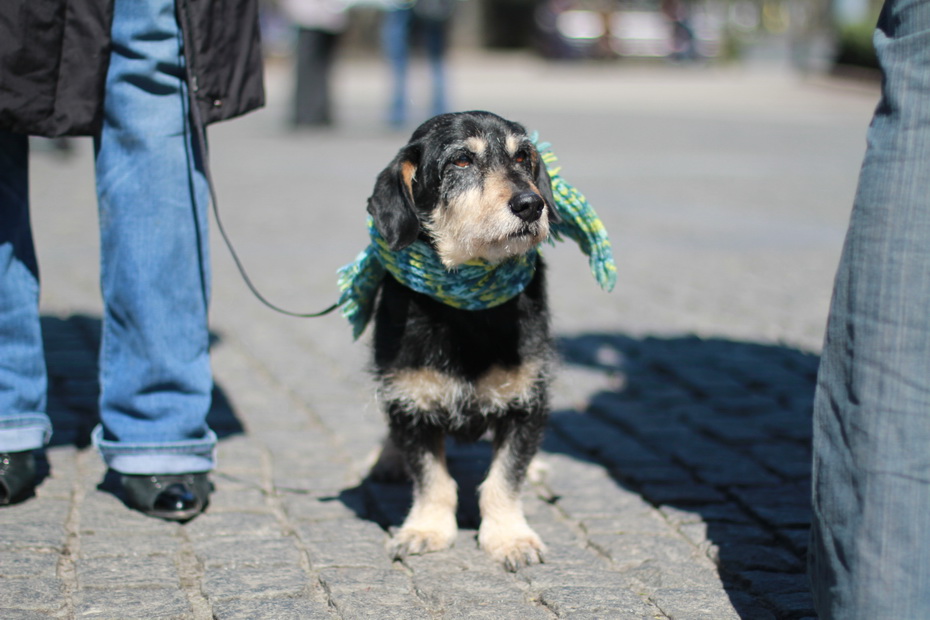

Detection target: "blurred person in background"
[810, 0, 930, 617]
[0, 0, 263, 519]
[381, 0, 457, 127]
[282, 0, 349, 127]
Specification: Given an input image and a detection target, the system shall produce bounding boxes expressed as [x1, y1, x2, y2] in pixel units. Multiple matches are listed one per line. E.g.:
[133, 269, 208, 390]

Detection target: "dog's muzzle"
[509, 192, 545, 223]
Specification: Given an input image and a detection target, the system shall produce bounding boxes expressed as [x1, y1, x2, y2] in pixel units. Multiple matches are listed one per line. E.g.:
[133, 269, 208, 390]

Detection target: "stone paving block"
[703, 394, 781, 417]
[79, 531, 181, 559]
[638, 482, 728, 506]
[779, 528, 811, 556]
[413, 571, 552, 619]
[205, 480, 268, 512]
[184, 510, 283, 539]
[580, 509, 674, 536]
[537, 452, 619, 491]
[193, 536, 303, 568]
[329, 594, 432, 620]
[537, 585, 657, 619]
[610, 463, 700, 486]
[317, 566, 411, 593]
[72, 587, 192, 619]
[0, 550, 60, 578]
[683, 522, 773, 551]
[586, 394, 687, 434]
[730, 485, 812, 528]
[548, 484, 655, 520]
[684, 411, 777, 444]
[740, 571, 811, 596]
[669, 502, 755, 525]
[0, 519, 68, 551]
[77, 554, 180, 590]
[297, 517, 386, 543]
[78, 497, 177, 536]
[273, 472, 352, 495]
[202, 564, 311, 602]
[211, 596, 336, 619]
[763, 589, 817, 618]
[658, 364, 752, 399]
[400, 530, 508, 572]
[33, 470, 77, 501]
[305, 538, 393, 570]
[651, 587, 743, 620]
[624, 556, 729, 594]
[714, 543, 802, 573]
[0, 610, 54, 620]
[279, 491, 365, 522]
[586, 532, 707, 572]
[549, 412, 654, 461]
[520, 564, 633, 590]
[0, 578, 64, 612]
[692, 459, 782, 487]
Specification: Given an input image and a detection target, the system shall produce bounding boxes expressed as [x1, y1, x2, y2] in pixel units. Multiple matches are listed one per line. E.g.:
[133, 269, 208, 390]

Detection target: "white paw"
[388, 521, 457, 559]
[478, 520, 545, 571]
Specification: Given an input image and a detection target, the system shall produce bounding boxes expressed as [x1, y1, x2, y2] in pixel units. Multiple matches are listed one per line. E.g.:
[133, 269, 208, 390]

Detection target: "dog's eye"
[514, 149, 529, 164]
[452, 154, 472, 168]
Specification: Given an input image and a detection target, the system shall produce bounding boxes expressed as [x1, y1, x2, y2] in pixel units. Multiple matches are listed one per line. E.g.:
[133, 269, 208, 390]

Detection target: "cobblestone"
[0, 51, 881, 618]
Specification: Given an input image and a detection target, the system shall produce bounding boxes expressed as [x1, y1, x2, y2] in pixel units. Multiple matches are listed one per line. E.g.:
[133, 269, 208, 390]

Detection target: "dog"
[365, 111, 559, 571]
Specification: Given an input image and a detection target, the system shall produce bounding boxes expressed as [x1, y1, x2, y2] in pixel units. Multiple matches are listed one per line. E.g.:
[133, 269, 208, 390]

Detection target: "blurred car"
[535, 0, 722, 60]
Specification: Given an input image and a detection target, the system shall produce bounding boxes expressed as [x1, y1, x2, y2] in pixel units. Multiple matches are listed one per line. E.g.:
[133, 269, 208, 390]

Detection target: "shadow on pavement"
[548, 333, 817, 619]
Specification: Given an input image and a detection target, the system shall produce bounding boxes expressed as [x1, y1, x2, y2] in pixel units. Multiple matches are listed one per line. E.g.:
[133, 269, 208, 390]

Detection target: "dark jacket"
[0, 0, 264, 137]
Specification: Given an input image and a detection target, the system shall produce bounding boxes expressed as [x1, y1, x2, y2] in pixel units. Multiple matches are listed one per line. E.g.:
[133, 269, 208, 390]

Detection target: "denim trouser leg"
[382, 8, 412, 126]
[0, 132, 52, 452]
[810, 1, 930, 617]
[91, 0, 216, 475]
[422, 20, 448, 117]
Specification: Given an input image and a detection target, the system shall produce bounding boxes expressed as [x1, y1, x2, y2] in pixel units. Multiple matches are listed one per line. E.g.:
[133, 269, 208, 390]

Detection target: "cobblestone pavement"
[1, 52, 879, 618]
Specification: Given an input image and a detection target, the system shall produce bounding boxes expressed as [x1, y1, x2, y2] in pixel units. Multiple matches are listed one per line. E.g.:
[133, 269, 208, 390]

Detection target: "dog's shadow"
[337, 332, 818, 615]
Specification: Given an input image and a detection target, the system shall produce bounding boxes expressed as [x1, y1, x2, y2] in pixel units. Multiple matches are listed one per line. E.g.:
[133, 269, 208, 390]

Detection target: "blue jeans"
[381, 7, 448, 126]
[0, 0, 216, 474]
[809, 1, 930, 617]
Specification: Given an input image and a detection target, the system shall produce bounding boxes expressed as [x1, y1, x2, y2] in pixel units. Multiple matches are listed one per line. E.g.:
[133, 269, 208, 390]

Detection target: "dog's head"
[367, 111, 560, 268]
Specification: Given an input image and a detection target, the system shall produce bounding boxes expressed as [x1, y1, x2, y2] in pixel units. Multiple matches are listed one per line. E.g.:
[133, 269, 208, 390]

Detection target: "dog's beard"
[427, 203, 549, 268]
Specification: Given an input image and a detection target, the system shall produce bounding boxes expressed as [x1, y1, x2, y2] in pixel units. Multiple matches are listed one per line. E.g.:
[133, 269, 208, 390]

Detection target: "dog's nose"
[509, 192, 544, 222]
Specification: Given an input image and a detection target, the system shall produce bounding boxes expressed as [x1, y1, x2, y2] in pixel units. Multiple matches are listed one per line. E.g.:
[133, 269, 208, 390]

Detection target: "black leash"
[177, 1, 340, 319]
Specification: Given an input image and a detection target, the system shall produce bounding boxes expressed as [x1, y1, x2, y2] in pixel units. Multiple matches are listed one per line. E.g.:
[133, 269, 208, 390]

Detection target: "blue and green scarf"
[336, 137, 617, 339]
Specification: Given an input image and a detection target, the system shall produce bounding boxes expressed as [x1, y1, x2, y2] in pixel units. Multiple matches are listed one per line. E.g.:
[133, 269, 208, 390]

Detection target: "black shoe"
[120, 473, 211, 522]
[0, 451, 37, 506]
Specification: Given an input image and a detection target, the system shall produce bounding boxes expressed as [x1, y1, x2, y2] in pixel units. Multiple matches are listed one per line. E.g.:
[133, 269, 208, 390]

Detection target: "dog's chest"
[380, 361, 543, 417]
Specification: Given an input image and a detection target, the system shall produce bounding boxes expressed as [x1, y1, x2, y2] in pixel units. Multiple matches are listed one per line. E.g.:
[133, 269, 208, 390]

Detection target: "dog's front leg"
[478, 411, 547, 571]
[386, 413, 458, 559]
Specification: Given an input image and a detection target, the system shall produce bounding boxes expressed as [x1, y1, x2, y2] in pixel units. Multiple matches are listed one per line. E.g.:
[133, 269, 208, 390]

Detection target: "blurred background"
[262, 0, 882, 77]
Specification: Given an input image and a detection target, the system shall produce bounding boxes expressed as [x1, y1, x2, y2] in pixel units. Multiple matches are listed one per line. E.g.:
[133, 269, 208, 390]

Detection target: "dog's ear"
[534, 148, 562, 225]
[367, 145, 421, 251]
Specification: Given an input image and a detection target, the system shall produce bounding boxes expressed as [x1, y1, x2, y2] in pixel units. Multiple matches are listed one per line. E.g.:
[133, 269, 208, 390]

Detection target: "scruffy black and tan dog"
[366, 111, 559, 570]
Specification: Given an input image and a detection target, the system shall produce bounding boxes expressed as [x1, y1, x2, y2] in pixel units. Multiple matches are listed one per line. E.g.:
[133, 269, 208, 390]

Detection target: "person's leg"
[382, 8, 412, 127]
[810, 1, 930, 617]
[293, 28, 336, 126]
[421, 18, 448, 118]
[0, 131, 50, 504]
[92, 0, 215, 484]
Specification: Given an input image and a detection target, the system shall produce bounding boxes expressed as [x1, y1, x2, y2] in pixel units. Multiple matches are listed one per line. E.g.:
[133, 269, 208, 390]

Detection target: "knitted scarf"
[336, 137, 617, 339]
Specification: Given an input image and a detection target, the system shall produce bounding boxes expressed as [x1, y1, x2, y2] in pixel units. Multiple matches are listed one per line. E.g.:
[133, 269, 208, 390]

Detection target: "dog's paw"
[388, 524, 457, 559]
[478, 521, 546, 571]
